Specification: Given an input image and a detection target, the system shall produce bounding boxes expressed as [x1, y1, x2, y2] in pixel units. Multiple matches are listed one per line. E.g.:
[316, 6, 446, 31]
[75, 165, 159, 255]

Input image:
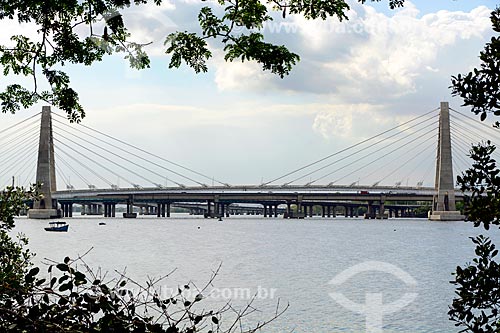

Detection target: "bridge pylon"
[429, 102, 465, 221]
[28, 106, 60, 219]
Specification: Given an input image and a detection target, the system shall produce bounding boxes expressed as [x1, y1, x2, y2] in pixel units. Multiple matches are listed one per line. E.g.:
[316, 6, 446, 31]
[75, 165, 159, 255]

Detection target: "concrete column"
[111, 204, 115, 217]
[206, 201, 211, 217]
[161, 203, 165, 217]
[366, 202, 373, 219]
[274, 205, 278, 218]
[309, 205, 313, 217]
[344, 206, 349, 218]
[327, 206, 331, 218]
[157, 203, 161, 217]
[430, 102, 464, 221]
[378, 202, 385, 219]
[29, 106, 58, 219]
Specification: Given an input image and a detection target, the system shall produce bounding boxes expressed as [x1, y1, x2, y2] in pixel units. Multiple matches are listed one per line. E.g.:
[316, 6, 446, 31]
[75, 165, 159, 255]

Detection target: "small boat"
[44, 221, 69, 232]
[99, 222, 106, 225]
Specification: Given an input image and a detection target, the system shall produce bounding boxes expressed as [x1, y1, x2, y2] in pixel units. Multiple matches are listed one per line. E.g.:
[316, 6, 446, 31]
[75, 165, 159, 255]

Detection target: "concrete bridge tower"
[429, 102, 465, 221]
[28, 106, 60, 219]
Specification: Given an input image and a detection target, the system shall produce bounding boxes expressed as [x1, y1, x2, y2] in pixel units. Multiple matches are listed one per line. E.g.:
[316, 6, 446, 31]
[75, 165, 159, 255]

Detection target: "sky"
[0, 0, 498, 188]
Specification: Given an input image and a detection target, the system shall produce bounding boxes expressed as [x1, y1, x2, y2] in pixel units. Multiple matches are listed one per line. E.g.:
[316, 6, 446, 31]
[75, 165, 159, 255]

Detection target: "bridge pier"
[61, 203, 73, 217]
[376, 201, 388, 219]
[123, 199, 137, 218]
[205, 201, 212, 218]
[365, 201, 375, 219]
[430, 102, 465, 221]
[28, 106, 59, 219]
[103, 203, 116, 217]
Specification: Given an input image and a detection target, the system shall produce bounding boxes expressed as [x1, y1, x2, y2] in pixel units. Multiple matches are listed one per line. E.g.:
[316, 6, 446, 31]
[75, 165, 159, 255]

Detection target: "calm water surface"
[12, 214, 500, 332]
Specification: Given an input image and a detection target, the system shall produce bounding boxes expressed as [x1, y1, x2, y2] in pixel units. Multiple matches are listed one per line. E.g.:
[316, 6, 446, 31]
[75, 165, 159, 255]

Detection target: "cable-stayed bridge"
[2, 102, 493, 220]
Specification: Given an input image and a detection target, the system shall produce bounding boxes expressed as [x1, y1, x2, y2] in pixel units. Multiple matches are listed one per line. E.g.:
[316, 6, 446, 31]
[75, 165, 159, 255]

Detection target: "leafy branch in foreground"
[456, 141, 500, 230]
[449, 235, 500, 333]
[0, 0, 404, 120]
[0, 185, 39, 302]
[450, 140, 500, 332]
[1, 256, 288, 332]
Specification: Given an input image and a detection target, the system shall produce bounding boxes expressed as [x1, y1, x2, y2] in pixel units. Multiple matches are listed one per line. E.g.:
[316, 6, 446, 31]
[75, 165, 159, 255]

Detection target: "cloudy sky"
[0, 0, 498, 188]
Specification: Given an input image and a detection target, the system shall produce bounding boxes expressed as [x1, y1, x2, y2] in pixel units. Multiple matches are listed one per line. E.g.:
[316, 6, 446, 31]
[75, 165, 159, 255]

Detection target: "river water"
[12, 215, 500, 332]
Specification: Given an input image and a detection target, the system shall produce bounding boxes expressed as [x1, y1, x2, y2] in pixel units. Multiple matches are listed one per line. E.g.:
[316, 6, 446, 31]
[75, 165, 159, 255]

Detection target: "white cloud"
[210, 50, 275, 91]
[210, 2, 493, 104]
[311, 104, 388, 139]
[324, 4, 492, 98]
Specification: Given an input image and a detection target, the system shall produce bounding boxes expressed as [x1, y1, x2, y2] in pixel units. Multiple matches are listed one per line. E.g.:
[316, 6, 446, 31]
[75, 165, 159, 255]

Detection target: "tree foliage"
[0, 185, 38, 301]
[449, 9, 500, 332]
[457, 141, 500, 230]
[450, 140, 500, 332]
[1, 258, 287, 332]
[449, 235, 500, 333]
[0, 0, 404, 121]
